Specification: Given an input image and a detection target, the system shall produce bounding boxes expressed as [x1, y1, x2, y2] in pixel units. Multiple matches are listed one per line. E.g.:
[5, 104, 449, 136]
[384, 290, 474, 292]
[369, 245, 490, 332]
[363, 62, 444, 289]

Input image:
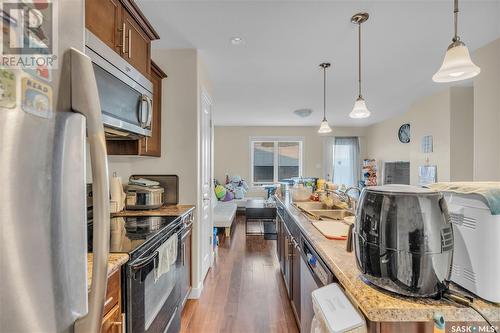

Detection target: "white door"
[200, 89, 213, 279]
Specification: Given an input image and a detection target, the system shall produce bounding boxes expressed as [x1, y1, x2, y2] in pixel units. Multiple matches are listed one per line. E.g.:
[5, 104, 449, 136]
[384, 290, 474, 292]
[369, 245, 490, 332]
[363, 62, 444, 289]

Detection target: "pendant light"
[433, 0, 480, 82]
[350, 13, 371, 119]
[318, 63, 332, 134]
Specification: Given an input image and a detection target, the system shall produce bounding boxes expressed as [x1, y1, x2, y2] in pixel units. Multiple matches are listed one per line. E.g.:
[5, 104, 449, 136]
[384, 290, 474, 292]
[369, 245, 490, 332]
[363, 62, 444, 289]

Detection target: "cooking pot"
[348, 185, 453, 297]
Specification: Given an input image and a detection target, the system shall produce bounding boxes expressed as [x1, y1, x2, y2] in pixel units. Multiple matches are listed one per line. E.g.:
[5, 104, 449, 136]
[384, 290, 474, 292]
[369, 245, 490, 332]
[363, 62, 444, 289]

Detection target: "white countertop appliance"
[311, 283, 365, 333]
[441, 191, 500, 303]
[350, 185, 454, 297]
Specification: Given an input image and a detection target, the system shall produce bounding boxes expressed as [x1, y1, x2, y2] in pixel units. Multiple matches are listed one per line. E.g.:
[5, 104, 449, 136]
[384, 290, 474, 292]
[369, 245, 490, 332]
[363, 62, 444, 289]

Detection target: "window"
[251, 137, 303, 184]
[333, 137, 360, 187]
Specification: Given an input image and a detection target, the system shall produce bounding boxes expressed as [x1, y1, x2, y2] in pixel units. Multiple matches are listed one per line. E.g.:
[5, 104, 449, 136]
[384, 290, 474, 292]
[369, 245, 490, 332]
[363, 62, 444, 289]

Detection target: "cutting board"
[311, 220, 350, 240]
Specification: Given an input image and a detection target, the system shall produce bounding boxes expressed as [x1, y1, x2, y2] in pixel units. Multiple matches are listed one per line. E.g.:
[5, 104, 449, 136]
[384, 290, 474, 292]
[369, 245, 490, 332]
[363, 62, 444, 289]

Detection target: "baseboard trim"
[188, 282, 204, 299]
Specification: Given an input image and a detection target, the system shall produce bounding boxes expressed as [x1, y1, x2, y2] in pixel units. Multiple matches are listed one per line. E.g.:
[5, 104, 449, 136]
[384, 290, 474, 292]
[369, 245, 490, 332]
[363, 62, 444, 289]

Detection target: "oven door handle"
[130, 251, 158, 271]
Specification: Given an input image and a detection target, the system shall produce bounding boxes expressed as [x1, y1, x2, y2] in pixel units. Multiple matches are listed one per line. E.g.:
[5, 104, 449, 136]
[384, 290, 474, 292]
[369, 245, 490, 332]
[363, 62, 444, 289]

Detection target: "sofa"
[213, 187, 268, 238]
[213, 192, 237, 238]
[232, 187, 268, 210]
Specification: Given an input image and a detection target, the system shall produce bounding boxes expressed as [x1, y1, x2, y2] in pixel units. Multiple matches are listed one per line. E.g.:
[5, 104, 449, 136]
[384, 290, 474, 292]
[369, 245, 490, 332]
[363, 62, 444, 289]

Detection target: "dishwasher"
[300, 236, 334, 333]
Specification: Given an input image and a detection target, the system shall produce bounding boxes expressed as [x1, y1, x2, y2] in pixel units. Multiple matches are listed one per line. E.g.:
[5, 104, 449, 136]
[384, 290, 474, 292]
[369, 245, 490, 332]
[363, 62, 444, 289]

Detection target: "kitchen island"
[275, 194, 500, 332]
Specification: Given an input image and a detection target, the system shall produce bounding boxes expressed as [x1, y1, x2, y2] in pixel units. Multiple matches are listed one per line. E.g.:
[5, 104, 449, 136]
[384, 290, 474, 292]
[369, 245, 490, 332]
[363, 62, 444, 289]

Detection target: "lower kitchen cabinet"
[277, 209, 301, 327]
[277, 208, 285, 274]
[101, 270, 124, 333]
[291, 240, 301, 321]
[101, 304, 122, 333]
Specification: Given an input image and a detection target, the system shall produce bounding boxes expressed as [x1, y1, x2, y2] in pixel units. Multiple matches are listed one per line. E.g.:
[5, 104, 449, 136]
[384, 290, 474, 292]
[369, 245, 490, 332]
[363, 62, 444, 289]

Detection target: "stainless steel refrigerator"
[0, 1, 110, 332]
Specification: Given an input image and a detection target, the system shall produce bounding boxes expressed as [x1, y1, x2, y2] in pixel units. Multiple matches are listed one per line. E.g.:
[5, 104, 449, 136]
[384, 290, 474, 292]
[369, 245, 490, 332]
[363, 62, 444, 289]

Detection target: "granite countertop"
[111, 205, 195, 218]
[275, 195, 500, 323]
[87, 253, 129, 290]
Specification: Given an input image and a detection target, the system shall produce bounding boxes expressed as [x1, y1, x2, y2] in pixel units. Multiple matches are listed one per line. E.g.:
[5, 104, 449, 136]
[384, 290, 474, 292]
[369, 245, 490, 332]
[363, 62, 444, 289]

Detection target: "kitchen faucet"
[326, 186, 361, 212]
[344, 186, 361, 212]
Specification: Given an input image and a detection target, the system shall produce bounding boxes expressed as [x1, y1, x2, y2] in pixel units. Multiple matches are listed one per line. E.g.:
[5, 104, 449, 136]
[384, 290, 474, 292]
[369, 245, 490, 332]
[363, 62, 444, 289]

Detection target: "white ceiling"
[137, 0, 500, 127]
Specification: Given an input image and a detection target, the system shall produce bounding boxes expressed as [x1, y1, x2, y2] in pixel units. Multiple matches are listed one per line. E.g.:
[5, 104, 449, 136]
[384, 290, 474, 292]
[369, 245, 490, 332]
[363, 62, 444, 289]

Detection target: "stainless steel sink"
[294, 201, 331, 211]
[309, 210, 354, 220]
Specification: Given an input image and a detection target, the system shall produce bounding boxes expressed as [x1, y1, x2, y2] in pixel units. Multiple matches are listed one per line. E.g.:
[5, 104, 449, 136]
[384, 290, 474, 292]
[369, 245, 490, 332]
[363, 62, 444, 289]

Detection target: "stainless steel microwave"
[85, 30, 152, 138]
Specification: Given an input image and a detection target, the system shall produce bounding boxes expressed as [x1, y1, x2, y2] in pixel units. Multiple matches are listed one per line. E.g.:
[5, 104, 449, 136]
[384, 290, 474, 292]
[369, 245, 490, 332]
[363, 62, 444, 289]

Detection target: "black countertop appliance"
[351, 185, 454, 297]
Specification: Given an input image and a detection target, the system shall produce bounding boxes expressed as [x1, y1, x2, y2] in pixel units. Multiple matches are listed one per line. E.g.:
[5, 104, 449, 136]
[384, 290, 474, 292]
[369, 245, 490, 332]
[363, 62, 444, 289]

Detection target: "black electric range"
[86, 184, 192, 333]
[88, 214, 181, 259]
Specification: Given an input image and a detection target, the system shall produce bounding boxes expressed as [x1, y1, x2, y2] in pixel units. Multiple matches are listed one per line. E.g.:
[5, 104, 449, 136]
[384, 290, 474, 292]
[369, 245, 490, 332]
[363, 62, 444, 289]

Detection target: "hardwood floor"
[181, 214, 299, 333]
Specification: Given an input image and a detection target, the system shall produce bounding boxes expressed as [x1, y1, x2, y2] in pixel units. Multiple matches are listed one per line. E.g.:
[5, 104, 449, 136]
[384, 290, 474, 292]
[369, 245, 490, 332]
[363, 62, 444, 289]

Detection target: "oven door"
[126, 231, 182, 333]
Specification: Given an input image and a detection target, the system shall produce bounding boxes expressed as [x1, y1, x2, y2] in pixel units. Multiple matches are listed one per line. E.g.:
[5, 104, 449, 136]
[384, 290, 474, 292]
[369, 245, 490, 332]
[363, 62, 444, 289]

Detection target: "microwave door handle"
[139, 96, 148, 128]
[146, 96, 153, 128]
[70, 48, 111, 333]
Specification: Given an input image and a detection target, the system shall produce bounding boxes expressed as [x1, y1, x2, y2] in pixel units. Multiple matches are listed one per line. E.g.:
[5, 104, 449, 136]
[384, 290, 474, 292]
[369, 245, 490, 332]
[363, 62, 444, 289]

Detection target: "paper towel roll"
[110, 173, 125, 211]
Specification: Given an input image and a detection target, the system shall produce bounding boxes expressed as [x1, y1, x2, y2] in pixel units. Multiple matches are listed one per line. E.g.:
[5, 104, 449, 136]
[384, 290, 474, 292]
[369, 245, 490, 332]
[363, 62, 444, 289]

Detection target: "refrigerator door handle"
[70, 48, 111, 333]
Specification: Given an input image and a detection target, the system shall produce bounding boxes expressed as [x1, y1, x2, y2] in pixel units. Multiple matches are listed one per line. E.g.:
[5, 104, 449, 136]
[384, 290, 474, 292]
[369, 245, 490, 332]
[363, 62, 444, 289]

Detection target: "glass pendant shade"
[318, 63, 332, 134]
[433, 42, 480, 82]
[318, 119, 332, 134]
[349, 97, 371, 119]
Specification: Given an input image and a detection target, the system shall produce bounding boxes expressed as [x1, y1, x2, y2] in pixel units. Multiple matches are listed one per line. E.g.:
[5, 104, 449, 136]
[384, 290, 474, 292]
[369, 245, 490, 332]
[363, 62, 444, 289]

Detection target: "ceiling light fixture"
[349, 12, 371, 119]
[433, 0, 480, 82]
[294, 108, 313, 118]
[318, 63, 332, 134]
[230, 36, 244, 45]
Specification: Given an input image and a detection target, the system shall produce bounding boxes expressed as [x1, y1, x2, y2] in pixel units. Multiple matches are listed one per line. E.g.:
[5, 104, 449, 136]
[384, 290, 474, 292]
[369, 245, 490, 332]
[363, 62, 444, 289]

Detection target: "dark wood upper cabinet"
[123, 9, 151, 77]
[85, 0, 159, 78]
[138, 62, 167, 157]
[85, 0, 123, 54]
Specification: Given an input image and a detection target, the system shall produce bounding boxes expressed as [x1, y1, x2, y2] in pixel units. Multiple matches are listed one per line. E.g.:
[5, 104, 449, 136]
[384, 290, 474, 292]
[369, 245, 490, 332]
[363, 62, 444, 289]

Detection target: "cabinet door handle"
[121, 23, 126, 54]
[111, 321, 122, 333]
[180, 243, 184, 265]
[104, 296, 114, 308]
[128, 29, 132, 59]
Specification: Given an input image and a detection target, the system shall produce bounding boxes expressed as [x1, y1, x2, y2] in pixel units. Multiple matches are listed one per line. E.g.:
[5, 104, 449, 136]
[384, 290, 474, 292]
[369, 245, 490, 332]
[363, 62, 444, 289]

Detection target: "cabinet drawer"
[101, 304, 122, 333]
[104, 270, 120, 316]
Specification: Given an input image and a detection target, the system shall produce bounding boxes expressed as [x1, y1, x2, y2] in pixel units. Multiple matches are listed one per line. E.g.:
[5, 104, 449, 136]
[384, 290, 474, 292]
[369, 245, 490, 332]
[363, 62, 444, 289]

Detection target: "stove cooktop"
[108, 215, 178, 255]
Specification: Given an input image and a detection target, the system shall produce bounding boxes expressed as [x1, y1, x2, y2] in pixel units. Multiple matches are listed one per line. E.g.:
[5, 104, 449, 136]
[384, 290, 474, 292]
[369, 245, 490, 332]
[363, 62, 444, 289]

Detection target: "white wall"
[365, 112, 412, 171]
[409, 89, 452, 185]
[450, 87, 474, 181]
[473, 38, 500, 181]
[366, 87, 475, 185]
[214, 126, 367, 183]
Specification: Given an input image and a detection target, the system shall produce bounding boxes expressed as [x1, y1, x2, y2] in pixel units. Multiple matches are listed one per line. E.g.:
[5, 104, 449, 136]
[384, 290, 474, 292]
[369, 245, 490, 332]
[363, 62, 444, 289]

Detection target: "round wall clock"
[398, 123, 410, 143]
